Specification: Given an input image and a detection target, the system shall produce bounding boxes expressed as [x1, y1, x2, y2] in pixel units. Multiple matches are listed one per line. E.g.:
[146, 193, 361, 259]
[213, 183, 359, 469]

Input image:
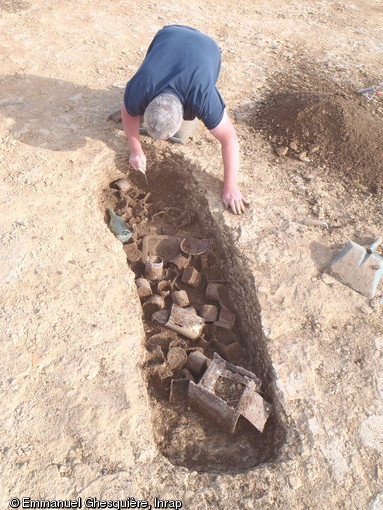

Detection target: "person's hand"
[222, 187, 250, 215]
[129, 151, 147, 175]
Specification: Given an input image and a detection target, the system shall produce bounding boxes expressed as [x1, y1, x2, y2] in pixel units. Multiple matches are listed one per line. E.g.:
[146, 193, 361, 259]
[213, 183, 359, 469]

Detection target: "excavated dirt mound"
[253, 66, 383, 194]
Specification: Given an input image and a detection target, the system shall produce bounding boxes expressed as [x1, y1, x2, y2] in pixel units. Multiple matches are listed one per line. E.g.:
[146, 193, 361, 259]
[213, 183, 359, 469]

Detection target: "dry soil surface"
[1, 1, 383, 509]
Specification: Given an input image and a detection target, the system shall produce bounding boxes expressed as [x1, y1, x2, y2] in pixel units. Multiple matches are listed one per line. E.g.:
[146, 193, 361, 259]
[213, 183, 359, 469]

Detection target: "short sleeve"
[200, 88, 226, 130]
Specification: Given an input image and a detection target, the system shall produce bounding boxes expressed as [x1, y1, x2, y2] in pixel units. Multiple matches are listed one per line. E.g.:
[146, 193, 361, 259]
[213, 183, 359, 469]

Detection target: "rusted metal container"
[145, 255, 164, 281]
[165, 304, 205, 340]
[135, 278, 152, 298]
[170, 290, 190, 307]
[181, 266, 202, 287]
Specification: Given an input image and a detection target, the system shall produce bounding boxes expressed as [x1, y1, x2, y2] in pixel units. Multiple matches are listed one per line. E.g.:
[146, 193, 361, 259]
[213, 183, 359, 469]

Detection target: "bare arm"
[121, 103, 146, 173]
[210, 110, 249, 214]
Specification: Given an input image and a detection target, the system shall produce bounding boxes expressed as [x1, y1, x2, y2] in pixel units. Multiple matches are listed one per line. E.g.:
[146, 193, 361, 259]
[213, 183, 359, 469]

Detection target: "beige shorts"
[139, 116, 199, 144]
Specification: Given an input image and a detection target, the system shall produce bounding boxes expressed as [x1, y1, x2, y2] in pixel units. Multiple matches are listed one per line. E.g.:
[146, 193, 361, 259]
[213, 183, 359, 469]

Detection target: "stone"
[299, 151, 310, 162]
[276, 146, 289, 156]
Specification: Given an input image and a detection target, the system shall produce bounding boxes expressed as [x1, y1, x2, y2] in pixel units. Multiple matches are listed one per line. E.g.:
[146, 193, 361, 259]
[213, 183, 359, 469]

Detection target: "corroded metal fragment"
[188, 381, 240, 434]
[165, 304, 205, 340]
[187, 353, 270, 434]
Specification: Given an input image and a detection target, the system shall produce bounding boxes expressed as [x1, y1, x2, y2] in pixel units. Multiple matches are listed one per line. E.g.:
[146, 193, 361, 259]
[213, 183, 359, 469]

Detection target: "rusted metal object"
[170, 290, 190, 307]
[152, 309, 170, 324]
[214, 305, 236, 330]
[142, 294, 165, 317]
[199, 304, 218, 322]
[237, 386, 272, 432]
[135, 278, 152, 298]
[145, 256, 164, 281]
[188, 382, 240, 434]
[169, 378, 190, 403]
[187, 353, 271, 434]
[171, 253, 191, 270]
[142, 235, 182, 263]
[222, 342, 243, 363]
[180, 237, 212, 256]
[186, 351, 208, 378]
[165, 304, 205, 340]
[146, 333, 174, 353]
[157, 280, 171, 297]
[167, 347, 188, 370]
[182, 368, 195, 382]
[182, 266, 202, 287]
[206, 282, 224, 301]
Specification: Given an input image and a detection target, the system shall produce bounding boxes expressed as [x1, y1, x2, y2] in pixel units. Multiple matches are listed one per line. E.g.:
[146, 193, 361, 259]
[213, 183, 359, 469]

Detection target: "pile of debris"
[134, 233, 272, 434]
[106, 178, 272, 435]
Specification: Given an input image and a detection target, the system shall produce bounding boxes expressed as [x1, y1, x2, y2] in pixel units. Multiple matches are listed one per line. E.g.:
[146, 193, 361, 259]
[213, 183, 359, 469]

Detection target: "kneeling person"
[122, 24, 249, 215]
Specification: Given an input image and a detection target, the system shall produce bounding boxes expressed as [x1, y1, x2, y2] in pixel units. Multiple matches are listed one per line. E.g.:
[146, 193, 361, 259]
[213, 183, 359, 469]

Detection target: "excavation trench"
[102, 153, 286, 473]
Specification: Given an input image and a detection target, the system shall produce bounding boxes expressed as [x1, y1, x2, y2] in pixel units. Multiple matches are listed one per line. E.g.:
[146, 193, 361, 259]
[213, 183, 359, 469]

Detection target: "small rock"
[275, 146, 289, 157]
[359, 305, 373, 315]
[289, 141, 299, 152]
[58, 464, 72, 477]
[321, 273, 334, 285]
[309, 144, 320, 153]
[299, 151, 310, 162]
[107, 110, 122, 123]
[370, 298, 382, 311]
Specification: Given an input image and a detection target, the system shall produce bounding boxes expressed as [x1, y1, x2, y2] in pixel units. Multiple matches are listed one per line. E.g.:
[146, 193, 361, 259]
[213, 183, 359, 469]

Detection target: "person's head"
[144, 93, 183, 140]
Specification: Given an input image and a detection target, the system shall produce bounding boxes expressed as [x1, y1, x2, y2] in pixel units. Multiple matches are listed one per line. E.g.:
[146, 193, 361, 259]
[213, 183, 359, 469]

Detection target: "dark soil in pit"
[214, 377, 244, 408]
[101, 152, 286, 472]
[253, 65, 383, 195]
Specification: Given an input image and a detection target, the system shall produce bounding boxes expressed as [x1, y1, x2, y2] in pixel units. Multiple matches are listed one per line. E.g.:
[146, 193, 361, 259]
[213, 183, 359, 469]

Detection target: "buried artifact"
[187, 353, 272, 434]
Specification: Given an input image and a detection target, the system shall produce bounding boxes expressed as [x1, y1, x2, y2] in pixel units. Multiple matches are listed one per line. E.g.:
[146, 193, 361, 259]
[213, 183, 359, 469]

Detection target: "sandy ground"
[1, 0, 383, 508]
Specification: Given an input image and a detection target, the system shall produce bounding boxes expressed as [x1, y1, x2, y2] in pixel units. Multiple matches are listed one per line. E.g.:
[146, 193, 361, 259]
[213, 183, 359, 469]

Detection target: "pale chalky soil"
[1, 1, 383, 508]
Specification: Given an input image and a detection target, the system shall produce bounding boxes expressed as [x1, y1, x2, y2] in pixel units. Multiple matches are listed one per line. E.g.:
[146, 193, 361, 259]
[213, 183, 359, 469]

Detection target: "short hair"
[144, 93, 183, 139]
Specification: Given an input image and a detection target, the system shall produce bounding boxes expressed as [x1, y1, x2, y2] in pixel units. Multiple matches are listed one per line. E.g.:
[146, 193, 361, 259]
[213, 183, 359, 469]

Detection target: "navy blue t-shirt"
[124, 25, 226, 130]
